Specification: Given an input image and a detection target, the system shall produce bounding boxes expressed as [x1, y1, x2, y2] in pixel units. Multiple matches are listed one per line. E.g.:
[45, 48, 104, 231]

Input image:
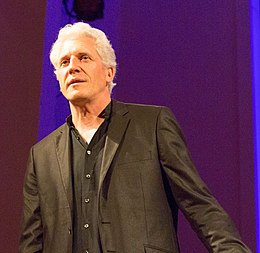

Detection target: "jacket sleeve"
[156, 106, 251, 253]
[19, 147, 43, 253]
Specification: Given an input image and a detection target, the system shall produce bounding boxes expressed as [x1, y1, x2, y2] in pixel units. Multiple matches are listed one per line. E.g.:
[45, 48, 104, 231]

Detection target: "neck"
[69, 96, 111, 132]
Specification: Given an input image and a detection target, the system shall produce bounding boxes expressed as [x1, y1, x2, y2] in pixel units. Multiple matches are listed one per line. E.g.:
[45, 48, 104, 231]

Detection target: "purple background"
[0, 1, 255, 252]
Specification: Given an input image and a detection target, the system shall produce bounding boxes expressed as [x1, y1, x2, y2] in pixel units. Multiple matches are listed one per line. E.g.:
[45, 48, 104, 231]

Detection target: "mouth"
[67, 78, 85, 87]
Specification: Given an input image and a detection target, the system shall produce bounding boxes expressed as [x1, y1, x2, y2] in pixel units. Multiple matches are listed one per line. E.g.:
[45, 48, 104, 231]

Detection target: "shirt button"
[84, 198, 90, 203]
[87, 150, 91, 155]
[84, 223, 89, 229]
[86, 174, 91, 179]
[85, 250, 89, 253]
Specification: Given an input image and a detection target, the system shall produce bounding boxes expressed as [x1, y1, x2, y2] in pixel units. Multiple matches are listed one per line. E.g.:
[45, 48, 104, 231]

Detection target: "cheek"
[59, 83, 64, 92]
[56, 73, 65, 87]
[56, 79, 66, 93]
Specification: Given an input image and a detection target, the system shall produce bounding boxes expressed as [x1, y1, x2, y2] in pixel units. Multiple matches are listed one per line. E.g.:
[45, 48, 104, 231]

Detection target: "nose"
[68, 56, 80, 74]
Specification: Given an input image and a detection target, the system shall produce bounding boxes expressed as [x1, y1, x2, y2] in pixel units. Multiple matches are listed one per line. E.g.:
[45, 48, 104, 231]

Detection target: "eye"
[80, 55, 90, 61]
[60, 59, 69, 67]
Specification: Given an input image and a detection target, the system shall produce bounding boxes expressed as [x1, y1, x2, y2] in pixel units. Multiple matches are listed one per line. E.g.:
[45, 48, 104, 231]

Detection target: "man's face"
[55, 36, 114, 105]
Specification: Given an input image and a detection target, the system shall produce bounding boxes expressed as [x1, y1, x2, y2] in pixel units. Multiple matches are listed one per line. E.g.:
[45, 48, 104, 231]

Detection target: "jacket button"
[84, 223, 89, 229]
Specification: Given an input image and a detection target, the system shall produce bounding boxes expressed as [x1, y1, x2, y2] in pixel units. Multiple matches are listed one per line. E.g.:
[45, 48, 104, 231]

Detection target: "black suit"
[19, 100, 251, 253]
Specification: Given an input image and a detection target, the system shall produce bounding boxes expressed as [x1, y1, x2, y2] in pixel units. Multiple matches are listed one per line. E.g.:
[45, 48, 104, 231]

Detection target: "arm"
[156, 107, 251, 252]
[19, 147, 43, 253]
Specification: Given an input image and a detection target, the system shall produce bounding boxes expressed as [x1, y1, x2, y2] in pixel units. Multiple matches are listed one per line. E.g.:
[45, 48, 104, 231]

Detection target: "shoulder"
[113, 99, 173, 118]
[32, 123, 68, 151]
[112, 101, 180, 134]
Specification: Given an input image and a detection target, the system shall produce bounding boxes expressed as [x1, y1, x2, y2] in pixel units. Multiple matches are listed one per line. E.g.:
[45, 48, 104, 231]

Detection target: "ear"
[106, 67, 115, 83]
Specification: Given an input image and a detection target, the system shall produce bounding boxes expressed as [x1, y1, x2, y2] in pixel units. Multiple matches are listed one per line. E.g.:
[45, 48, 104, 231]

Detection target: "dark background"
[0, 1, 255, 252]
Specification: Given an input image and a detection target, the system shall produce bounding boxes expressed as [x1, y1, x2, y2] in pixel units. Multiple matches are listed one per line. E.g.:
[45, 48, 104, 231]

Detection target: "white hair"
[50, 22, 117, 92]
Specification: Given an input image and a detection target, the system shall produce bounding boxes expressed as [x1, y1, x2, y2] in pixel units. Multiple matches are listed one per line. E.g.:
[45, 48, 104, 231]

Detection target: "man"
[19, 22, 251, 253]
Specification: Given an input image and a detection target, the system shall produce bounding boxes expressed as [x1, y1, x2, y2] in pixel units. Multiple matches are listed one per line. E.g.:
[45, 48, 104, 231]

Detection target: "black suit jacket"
[19, 100, 251, 253]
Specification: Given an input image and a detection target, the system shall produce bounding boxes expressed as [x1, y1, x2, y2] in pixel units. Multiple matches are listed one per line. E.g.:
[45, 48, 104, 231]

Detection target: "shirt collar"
[98, 101, 112, 119]
[66, 101, 112, 128]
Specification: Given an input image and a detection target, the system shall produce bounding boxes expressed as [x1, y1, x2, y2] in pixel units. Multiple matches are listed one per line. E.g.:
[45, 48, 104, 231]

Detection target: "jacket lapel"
[53, 101, 130, 210]
[98, 101, 130, 193]
[55, 124, 73, 210]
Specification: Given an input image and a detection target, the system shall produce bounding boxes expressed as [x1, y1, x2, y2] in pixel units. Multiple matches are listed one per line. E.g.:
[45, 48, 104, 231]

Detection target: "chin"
[68, 95, 90, 105]
[67, 91, 88, 100]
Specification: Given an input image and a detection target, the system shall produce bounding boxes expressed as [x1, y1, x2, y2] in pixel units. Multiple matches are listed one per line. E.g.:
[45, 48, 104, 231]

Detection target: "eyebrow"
[58, 51, 92, 62]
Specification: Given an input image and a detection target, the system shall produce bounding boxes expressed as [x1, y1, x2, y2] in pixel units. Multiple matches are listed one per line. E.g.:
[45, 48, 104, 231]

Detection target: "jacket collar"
[98, 100, 130, 193]
[55, 124, 73, 210]
[55, 100, 130, 209]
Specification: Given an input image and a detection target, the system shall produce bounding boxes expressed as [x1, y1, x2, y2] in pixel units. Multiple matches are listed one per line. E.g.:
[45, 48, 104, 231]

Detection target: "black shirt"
[67, 103, 111, 253]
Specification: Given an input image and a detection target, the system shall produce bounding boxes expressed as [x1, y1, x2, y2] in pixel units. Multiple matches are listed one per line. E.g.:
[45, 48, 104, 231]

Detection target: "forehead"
[57, 35, 98, 58]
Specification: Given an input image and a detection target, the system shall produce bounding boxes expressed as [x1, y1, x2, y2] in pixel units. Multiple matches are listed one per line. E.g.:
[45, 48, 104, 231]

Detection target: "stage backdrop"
[38, 0, 255, 252]
[0, 0, 255, 252]
[0, 2, 46, 253]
